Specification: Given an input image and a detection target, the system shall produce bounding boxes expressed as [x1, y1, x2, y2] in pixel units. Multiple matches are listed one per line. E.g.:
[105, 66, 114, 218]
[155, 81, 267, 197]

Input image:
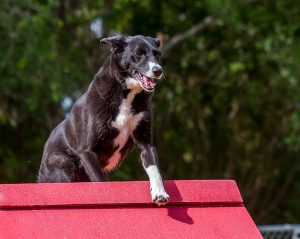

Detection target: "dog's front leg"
[138, 144, 170, 205]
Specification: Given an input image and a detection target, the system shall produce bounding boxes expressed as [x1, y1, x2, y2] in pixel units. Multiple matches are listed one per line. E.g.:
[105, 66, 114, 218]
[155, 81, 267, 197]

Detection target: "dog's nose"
[152, 66, 163, 78]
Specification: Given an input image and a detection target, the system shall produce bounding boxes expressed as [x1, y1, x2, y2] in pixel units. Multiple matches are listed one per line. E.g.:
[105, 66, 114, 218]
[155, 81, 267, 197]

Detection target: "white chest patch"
[103, 78, 144, 171]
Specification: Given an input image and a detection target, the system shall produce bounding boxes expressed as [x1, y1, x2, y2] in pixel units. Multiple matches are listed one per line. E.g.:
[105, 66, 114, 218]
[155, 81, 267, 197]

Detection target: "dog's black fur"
[38, 35, 169, 205]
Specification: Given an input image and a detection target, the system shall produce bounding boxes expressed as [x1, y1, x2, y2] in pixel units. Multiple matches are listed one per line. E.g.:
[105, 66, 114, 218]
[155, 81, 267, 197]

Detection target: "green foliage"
[1, 0, 300, 224]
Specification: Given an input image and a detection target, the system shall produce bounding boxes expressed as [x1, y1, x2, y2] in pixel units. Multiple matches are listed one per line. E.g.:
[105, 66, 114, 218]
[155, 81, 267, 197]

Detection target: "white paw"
[145, 165, 170, 206]
[151, 187, 170, 206]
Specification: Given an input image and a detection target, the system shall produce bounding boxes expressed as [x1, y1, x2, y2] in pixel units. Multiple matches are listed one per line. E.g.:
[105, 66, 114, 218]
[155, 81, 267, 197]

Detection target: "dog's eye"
[154, 52, 161, 60]
[135, 49, 146, 59]
[135, 51, 145, 59]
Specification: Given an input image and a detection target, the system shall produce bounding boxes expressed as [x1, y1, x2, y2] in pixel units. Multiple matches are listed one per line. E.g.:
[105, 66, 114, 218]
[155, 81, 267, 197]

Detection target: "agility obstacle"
[0, 180, 262, 238]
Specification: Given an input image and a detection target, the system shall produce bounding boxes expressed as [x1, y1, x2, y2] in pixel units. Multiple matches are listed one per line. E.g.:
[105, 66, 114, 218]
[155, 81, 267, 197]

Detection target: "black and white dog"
[38, 35, 169, 205]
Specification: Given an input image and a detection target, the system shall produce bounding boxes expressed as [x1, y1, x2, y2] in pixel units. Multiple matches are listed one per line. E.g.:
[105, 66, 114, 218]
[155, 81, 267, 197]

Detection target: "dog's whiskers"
[119, 69, 131, 74]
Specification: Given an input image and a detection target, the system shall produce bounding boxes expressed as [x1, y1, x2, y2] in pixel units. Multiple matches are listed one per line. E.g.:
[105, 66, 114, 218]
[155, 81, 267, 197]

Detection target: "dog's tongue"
[142, 75, 156, 89]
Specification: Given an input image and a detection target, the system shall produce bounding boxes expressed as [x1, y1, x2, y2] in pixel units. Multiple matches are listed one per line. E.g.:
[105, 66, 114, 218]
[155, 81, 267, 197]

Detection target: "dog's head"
[100, 35, 163, 92]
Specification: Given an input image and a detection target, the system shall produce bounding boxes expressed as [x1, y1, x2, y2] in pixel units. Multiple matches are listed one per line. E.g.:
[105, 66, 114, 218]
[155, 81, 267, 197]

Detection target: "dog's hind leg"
[79, 151, 108, 182]
[38, 153, 76, 183]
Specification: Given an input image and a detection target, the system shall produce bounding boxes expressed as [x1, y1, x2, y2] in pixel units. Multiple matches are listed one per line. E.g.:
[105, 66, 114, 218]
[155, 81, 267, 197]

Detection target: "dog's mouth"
[135, 72, 157, 92]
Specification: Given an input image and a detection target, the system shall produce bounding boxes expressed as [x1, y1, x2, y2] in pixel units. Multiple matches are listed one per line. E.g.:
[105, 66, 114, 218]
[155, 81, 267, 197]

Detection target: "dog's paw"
[151, 188, 170, 206]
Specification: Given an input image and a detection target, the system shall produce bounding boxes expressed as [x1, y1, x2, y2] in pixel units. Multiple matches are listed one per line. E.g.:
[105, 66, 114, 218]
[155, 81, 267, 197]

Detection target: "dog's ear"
[155, 38, 161, 48]
[145, 36, 161, 48]
[100, 35, 127, 53]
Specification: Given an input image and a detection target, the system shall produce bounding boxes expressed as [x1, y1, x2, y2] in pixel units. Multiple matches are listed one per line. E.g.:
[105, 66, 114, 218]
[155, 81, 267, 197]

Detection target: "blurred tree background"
[1, 0, 300, 224]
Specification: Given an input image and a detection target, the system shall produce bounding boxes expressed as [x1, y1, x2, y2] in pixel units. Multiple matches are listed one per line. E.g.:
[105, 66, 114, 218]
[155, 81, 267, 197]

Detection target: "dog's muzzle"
[134, 71, 162, 92]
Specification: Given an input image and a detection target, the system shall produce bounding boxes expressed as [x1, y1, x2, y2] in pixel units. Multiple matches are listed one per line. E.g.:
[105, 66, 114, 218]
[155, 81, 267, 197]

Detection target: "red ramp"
[0, 180, 262, 239]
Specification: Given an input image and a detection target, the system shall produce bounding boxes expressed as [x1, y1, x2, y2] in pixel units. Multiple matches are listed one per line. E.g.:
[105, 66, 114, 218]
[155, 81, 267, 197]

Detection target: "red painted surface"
[0, 180, 262, 239]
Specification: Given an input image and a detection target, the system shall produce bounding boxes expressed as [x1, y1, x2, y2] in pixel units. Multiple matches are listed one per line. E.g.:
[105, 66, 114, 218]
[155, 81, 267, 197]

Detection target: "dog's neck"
[108, 55, 128, 89]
